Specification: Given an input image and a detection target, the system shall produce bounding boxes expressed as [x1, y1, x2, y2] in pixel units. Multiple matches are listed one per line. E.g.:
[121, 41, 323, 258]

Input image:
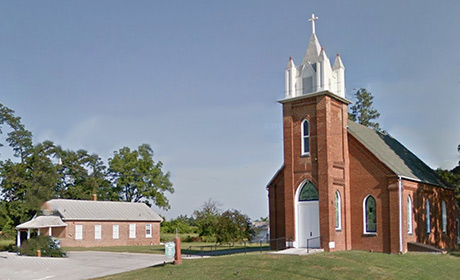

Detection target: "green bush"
[19, 235, 66, 257]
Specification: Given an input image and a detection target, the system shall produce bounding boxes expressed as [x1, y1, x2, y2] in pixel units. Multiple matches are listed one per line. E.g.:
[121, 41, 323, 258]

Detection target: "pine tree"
[349, 88, 381, 131]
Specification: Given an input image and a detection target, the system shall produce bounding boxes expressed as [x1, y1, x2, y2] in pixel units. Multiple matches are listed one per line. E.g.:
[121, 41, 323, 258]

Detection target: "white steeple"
[284, 14, 346, 99]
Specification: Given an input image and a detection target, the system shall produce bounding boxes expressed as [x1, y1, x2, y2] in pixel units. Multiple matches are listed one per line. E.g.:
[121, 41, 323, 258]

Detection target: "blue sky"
[1, 0, 459, 220]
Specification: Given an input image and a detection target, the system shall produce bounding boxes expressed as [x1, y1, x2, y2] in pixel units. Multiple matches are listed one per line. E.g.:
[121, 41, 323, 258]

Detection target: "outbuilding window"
[75, 225, 83, 240]
[94, 225, 102, 240]
[335, 191, 342, 230]
[129, 224, 136, 239]
[301, 119, 310, 156]
[364, 195, 376, 234]
[113, 225, 119, 239]
[146, 224, 152, 238]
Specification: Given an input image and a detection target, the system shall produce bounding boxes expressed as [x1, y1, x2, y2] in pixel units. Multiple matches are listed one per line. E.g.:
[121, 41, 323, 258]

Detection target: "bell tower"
[285, 14, 346, 99]
[279, 14, 352, 251]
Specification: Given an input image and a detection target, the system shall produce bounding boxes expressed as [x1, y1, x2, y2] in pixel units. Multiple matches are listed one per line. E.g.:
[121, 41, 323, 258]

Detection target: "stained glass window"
[299, 181, 318, 201]
[407, 196, 413, 234]
[335, 191, 342, 230]
[365, 196, 376, 233]
[302, 119, 310, 155]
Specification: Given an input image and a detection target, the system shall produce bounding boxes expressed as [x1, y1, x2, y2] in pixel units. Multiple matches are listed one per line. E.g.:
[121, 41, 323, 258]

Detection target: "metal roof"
[44, 199, 163, 222]
[16, 215, 67, 229]
[348, 121, 447, 188]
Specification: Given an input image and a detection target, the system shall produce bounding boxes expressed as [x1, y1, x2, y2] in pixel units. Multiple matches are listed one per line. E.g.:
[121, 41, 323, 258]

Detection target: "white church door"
[296, 180, 320, 248]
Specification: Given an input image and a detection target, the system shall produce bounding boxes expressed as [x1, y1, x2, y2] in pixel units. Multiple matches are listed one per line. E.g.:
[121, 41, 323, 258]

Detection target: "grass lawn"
[93, 250, 460, 280]
[64, 242, 268, 256]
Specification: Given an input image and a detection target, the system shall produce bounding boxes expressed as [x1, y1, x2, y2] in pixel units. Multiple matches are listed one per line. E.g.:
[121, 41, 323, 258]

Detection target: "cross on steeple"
[308, 13, 319, 34]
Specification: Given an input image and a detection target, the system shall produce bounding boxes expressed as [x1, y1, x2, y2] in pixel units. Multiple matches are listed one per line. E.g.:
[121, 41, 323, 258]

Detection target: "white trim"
[335, 191, 342, 230]
[17, 230, 21, 247]
[94, 224, 102, 240]
[112, 225, 119, 239]
[129, 223, 136, 239]
[301, 119, 310, 156]
[407, 196, 413, 234]
[426, 199, 431, 234]
[363, 195, 377, 234]
[75, 225, 83, 240]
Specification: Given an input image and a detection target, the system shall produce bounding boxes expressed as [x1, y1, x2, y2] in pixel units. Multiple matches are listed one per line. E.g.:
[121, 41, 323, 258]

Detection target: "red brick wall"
[268, 167, 286, 249]
[348, 134, 458, 253]
[272, 92, 351, 251]
[49, 220, 161, 247]
[269, 91, 459, 253]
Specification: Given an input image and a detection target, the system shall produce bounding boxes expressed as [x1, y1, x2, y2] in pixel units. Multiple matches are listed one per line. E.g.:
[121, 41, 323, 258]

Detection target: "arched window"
[364, 195, 376, 234]
[442, 201, 447, 234]
[426, 199, 431, 234]
[407, 196, 413, 234]
[335, 191, 342, 230]
[298, 180, 318, 201]
[301, 119, 310, 155]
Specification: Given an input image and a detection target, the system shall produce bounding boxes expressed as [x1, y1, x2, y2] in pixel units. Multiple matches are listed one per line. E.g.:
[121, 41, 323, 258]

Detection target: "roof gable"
[347, 121, 447, 187]
[44, 199, 163, 222]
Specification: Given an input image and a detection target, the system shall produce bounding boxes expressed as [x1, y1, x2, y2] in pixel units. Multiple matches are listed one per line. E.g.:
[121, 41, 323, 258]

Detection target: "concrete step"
[407, 242, 447, 254]
[270, 248, 324, 255]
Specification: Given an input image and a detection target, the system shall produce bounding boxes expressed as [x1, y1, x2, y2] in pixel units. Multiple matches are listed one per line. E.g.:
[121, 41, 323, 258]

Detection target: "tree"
[0, 141, 57, 235]
[349, 88, 381, 131]
[215, 209, 254, 243]
[108, 144, 174, 209]
[55, 147, 115, 201]
[0, 102, 33, 161]
[193, 199, 221, 240]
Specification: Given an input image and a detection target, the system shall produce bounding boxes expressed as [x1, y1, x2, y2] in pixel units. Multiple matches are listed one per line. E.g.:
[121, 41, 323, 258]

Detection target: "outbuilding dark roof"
[348, 121, 447, 188]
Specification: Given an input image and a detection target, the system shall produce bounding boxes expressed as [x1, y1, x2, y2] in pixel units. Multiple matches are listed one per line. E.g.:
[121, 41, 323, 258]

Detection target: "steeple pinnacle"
[284, 13, 346, 99]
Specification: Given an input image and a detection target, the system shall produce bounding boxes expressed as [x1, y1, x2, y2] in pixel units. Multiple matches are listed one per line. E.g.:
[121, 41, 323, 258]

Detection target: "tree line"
[161, 199, 257, 243]
[0, 102, 173, 237]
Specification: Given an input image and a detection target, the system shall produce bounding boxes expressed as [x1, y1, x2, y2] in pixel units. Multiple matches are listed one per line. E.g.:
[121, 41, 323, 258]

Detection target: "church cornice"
[278, 90, 351, 105]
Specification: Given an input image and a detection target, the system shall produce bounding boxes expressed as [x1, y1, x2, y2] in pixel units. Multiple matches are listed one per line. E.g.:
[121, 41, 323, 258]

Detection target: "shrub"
[19, 236, 66, 257]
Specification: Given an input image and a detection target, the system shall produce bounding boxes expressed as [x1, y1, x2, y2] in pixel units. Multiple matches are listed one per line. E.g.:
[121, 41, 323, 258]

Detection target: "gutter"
[398, 175, 403, 253]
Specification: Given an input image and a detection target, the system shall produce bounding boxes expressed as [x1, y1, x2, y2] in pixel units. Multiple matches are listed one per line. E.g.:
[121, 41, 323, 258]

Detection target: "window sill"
[335, 228, 342, 232]
[300, 153, 310, 158]
[363, 232, 377, 236]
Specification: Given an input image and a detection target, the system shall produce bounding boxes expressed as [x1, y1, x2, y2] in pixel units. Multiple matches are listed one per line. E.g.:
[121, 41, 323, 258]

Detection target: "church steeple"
[284, 14, 346, 99]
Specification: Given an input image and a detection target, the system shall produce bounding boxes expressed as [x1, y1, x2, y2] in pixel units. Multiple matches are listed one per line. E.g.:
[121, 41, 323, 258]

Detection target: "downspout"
[398, 175, 403, 253]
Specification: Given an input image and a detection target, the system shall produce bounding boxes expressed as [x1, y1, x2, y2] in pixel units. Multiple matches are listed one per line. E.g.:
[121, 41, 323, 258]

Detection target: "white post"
[49, 227, 52, 236]
[17, 230, 21, 247]
[37, 228, 40, 236]
[27, 229, 31, 239]
[398, 176, 403, 253]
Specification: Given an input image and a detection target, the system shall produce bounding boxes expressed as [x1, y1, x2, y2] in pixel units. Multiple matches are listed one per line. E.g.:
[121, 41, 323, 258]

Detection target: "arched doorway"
[295, 180, 320, 248]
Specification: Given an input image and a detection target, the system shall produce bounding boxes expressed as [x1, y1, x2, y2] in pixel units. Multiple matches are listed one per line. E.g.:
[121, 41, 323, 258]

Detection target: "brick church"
[267, 14, 460, 254]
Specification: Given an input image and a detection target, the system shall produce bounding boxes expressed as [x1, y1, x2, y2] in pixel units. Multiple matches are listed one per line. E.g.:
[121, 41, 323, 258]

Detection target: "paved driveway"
[0, 251, 172, 280]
